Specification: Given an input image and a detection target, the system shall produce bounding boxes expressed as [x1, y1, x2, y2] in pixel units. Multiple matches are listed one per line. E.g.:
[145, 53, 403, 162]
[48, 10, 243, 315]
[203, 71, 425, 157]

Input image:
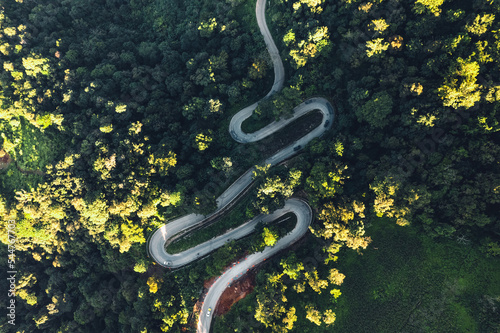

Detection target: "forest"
[0, 0, 499, 332]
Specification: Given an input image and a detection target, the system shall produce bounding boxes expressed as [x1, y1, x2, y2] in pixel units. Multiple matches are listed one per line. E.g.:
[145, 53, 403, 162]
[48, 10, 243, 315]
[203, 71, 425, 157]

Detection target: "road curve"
[148, 0, 335, 331]
[196, 199, 312, 333]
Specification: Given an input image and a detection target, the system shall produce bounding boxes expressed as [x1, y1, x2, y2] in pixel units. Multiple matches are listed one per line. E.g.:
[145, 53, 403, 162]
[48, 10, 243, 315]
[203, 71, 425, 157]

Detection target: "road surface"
[148, 0, 335, 331]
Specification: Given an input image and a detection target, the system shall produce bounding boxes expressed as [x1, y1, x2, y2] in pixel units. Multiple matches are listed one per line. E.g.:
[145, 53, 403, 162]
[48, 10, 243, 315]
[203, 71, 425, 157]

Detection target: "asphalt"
[147, 0, 335, 331]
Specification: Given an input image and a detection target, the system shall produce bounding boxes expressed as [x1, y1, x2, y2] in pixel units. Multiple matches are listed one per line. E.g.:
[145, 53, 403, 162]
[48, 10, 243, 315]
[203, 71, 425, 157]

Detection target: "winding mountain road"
[148, 0, 335, 332]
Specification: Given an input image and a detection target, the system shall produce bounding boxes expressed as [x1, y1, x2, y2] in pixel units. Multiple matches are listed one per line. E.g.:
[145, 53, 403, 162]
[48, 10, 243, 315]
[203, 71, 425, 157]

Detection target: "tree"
[306, 162, 348, 203]
[22, 55, 51, 77]
[198, 18, 218, 38]
[253, 169, 301, 214]
[355, 91, 393, 128]
[438, 58, 481, 109]
[271, 87, 302, 119]
[328, 268, 345, 285]
[413, 0, 445, 16]
[280, 254, 304, 280]
[311, 200, 371, 251]
[182, 97, 205, 120]
[366, 38, 389, 57]
[147, 276, 163, 294]
[466, 14, 495, 36]
[117, 220, 146, 253]
[304, 269, 329, 294]
[282, 307, 297, 331]
[262, 227, 279, 247]
[323, 309, 336, 326]
[370, 19, 389, 34]
[149, 151, 177, 176]
[204, 98, 223, 119]
[252, 163, 271, 180]
[254, 272, 295, 332]
[289, 26, 330, 68]
[194, 131, 213, 151]
[305, 304, 322, 326]
[249, 59, 268, 80]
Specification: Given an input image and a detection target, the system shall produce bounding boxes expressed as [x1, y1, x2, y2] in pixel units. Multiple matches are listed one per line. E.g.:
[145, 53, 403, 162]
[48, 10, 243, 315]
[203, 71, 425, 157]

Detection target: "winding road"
[148, 0, 335, 332]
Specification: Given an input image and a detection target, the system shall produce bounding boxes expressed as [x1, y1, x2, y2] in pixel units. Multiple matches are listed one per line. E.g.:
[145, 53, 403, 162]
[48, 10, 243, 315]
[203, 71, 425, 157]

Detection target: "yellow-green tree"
[323, 309, 336, 326]
[305, 304, 322, 326]
[280, 254, 304, 280]
[328, 268, 346, 285]
[147, 276, 163, 294]
[370, 19, 389, 34]
[194, 131, 213, 151]
[466, 14, 495, 36]
[438, 57, 481, 109]
[311, 200, 371, 251]
[304, 269, 329, 294]
[366, 38, 389, 57]
[413, 0, 445, 16]
[149, 151, 177, 176]
[263, 227, 279, 247]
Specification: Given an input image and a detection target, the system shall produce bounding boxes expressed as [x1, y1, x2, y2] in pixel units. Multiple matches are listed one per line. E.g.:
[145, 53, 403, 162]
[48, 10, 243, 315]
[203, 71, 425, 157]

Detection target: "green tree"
[306, 162, 348, 202]
[355, 91, 393, 128]
[280, 254, 304, 280]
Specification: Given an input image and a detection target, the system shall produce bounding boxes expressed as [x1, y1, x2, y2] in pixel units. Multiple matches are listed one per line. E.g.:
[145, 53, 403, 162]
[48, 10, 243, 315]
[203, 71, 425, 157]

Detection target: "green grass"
[1, 117, 66, 196]
[16, 119, 61, 170]
[333, 219, 500, 333]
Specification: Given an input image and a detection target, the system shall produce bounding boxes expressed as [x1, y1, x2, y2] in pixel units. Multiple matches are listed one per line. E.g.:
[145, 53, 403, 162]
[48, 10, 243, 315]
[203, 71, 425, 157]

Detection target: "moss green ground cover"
[0, 118, 65, 194]
[334, 219, 500, 333]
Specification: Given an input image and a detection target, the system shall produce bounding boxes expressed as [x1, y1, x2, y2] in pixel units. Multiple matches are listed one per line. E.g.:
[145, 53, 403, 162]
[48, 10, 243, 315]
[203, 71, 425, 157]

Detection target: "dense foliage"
[0, 0, 272, 331]
[1, 0, 499, 332]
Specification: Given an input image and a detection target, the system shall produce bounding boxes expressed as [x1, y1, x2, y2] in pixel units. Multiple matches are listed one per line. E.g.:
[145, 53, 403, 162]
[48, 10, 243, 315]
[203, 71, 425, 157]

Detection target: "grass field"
[334, 219, 500, 333]
[0, 117, 66, 196]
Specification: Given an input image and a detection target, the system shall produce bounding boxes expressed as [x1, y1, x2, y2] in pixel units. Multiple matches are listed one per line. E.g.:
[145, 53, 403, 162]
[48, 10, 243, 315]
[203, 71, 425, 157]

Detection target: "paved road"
[148, 0, 335, 331]
[196, 199, 312, 333]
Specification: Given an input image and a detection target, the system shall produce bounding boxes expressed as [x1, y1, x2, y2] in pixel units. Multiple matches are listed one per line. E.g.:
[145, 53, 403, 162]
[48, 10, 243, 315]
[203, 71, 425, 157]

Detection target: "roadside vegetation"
[167, 196, 296, 255]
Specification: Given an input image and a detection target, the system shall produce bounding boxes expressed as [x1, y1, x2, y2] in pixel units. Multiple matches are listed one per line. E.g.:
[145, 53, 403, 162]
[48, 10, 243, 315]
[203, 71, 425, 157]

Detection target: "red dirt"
[0, 149, 45, 175]
[215, 272, 255, 316]
[194, 265, 257, 320]
[204, 275, 217, 290]
[0, 149, 12, 170]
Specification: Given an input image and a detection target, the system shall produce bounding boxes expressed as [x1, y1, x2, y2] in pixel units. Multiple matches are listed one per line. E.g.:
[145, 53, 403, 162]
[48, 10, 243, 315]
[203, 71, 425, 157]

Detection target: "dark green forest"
[1, 0, 499, 332]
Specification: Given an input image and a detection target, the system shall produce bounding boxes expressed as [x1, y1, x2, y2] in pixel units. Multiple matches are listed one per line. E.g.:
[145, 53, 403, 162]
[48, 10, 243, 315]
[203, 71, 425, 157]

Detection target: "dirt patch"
[215, 272, 255, 316]
[15, 162, 46, 176]
[0, 149, 46, 176]
[204, 275, 217, 290]
[0, 149, 12, 170]
[194, 264, 257, 320]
